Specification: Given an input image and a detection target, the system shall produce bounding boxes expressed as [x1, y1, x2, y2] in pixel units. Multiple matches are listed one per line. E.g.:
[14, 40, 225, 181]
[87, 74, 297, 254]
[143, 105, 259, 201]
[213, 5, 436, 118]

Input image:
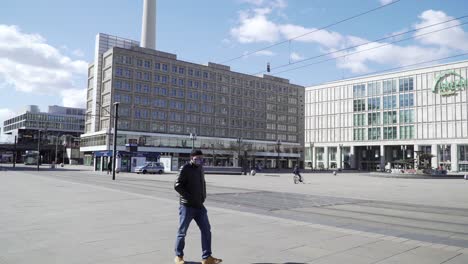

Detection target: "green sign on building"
[433, 71, 467, 96]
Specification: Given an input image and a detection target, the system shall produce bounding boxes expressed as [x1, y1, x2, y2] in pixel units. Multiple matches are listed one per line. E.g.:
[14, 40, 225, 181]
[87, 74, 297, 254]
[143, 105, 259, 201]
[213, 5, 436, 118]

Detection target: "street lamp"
[401, 145, 407, 169]
[309, 142, 314, 169]
[189, 133, 197, 150]
[63, 136, 67, 165]
[50, 134, 64, 164]
[236, 137, 243, 169]
[364, 145, 372, 171]
[211, 143, 216, 166]
[112, 102, 119, 181]
[276, 139, 282, 170]
[13, 135, 17, 168]
[37, 129, 41, 171]
[338, 144, 343, 169]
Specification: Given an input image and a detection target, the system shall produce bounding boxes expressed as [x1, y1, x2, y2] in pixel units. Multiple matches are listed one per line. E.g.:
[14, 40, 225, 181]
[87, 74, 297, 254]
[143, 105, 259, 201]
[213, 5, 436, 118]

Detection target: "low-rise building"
[2, 105, 85, 164]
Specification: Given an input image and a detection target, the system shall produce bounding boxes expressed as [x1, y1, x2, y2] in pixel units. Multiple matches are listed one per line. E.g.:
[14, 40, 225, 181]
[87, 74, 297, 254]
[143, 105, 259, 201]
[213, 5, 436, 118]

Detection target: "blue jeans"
[175, 205, 212, 259]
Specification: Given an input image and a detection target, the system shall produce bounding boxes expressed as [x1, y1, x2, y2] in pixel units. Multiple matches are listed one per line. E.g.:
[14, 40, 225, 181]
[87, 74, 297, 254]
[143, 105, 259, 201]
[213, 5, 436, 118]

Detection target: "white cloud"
[0, 24, 87, 102]
[230, 9, 280, 43]
[230, 7, 468, 74]
[60, 88, 86, 108]
[413, 10, 468, 51]
[379, 0, 394, 5]
[230, 0, 289, 43]
[290, 52, 304, 62]
[0, 108, 15, 143]
[255, 50, 276, 56]
[333, 42, 450, 73]
[279, 24, 344, 48]
[0, 108, 15, 122]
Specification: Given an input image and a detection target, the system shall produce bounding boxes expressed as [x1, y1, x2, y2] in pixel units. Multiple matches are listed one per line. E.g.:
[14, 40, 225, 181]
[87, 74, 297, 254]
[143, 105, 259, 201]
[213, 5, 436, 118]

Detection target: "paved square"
[0, 165, 467, 263]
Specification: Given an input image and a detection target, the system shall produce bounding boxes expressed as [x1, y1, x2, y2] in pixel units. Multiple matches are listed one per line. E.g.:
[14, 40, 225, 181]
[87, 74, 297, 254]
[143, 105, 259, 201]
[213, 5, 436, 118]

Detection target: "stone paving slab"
[442, 253, 468, 264]
[373, 247, 461, 264]
[1, 170, 468, 263]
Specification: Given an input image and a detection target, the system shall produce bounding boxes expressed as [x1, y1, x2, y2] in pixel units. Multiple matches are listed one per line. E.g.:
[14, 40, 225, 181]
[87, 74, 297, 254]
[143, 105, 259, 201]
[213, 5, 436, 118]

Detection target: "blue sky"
[1, 0, 468, 141]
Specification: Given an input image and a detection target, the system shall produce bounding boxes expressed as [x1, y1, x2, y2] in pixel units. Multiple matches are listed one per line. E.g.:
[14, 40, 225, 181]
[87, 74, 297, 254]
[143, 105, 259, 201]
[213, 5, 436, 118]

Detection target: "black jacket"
[293, 167, 300, 174]
[174, 163, 206, 208]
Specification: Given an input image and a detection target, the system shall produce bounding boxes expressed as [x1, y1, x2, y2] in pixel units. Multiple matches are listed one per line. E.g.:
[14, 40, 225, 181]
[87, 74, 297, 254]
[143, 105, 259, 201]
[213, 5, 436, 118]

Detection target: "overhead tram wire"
[305, 52, 468, 87]
[252, 15, 468, 75]
[268, 20, 468, 76]
[218, 0, 403, 64]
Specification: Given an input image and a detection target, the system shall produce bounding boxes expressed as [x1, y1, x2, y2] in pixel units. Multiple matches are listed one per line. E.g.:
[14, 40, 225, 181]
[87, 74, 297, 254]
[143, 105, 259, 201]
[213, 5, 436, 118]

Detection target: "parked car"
[135, 162, 165, 174]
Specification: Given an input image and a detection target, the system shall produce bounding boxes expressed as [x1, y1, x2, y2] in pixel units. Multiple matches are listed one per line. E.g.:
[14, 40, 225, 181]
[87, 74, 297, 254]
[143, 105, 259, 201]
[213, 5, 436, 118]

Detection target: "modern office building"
[304, 60, 468, 172]
[3, 105, 85, 164]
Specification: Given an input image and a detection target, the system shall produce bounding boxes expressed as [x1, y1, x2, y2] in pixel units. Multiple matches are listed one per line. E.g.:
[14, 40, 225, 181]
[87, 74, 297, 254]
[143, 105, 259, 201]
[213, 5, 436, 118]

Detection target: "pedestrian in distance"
[174, 149, 222, 264]
[293, 165, 304, 184]
[107, 160, 112, 175]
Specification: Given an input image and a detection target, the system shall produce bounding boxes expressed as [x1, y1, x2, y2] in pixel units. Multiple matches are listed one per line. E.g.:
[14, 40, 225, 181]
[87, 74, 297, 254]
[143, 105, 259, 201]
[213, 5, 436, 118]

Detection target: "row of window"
[266, 114, 298, 123]
[4, 120, 84, 132]
[113, 79, 299, 103]
[353, 77, 414, 98]
[353, 110, 415, 127]
[353, 94, 414, 112]
[266, 124, 298, 132]
[114, 56, 298, 95]
[353, 126, 414, 141]
[120, 106, 298, 124]
[4, 113, 85, 126]
[115, 120, 298, 142]
[114, 94, 298, 114]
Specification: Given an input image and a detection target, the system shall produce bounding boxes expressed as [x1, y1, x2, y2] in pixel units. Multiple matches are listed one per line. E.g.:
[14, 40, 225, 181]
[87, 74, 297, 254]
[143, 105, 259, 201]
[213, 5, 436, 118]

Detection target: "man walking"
[174, 149, 222, 264]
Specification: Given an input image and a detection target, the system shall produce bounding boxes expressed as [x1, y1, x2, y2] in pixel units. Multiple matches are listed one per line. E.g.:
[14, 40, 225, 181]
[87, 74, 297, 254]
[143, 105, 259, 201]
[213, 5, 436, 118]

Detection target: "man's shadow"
[185, 261, 307, 264]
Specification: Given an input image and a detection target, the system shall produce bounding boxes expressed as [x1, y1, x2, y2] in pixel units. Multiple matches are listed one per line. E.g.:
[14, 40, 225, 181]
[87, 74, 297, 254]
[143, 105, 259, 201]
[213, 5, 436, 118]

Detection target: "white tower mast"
[141, 0, 156, 49]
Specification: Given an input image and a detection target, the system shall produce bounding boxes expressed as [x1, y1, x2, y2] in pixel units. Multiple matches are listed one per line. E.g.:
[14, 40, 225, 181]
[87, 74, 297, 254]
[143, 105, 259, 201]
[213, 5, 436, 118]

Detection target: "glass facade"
[305, 62, 468, 171]
[4, 111, 85, 133]
[307, 76, 422, 142]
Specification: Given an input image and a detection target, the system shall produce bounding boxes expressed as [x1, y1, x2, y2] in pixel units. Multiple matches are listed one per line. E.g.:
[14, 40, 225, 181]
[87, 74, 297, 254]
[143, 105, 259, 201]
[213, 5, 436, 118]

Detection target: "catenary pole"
[112, 102, 119, 181]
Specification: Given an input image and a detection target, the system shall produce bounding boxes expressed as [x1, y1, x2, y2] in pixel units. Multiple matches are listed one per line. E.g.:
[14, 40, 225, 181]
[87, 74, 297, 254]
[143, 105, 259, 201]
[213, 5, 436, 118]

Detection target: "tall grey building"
[81, 34, 304, 171]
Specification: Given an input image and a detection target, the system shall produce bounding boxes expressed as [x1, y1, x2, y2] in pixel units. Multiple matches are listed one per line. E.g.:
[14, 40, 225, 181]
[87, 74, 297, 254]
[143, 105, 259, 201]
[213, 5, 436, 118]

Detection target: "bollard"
[333, 171, 337, 176]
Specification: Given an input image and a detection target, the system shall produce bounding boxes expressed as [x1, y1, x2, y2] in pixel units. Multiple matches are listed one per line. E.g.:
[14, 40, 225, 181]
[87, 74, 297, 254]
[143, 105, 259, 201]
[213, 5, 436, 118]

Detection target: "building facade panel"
[305, 60, 468, 172]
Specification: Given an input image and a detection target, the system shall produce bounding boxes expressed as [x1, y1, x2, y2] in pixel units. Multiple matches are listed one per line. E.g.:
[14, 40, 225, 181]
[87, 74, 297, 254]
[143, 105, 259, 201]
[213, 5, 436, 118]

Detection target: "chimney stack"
[141, 0, 156, 49]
